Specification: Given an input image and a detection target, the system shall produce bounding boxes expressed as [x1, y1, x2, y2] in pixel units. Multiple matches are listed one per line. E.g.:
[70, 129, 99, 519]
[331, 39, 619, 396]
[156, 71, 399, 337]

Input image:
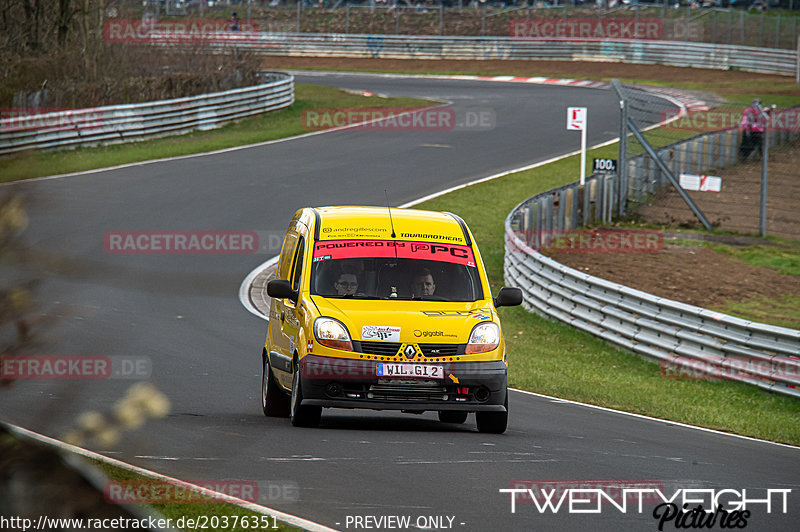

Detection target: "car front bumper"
[298, 354, 507, 412]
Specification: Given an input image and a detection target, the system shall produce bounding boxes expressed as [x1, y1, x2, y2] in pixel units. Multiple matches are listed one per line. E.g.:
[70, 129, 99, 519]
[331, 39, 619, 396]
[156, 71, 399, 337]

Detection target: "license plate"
[376, 363, 444, 379]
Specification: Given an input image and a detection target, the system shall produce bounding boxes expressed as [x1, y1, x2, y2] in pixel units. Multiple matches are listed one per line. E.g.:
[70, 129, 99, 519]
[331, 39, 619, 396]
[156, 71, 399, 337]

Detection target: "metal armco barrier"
[504, 128, 800, 399]
[230, 34, 797, 77]
[0, 73, 294, 156]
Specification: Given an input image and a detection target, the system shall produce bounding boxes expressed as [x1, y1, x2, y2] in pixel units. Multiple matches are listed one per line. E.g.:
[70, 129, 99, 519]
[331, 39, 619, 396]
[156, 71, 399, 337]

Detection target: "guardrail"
[504, 128, 800, 398]
[0, 72, 294, 156]
[230, 34, 797, 77]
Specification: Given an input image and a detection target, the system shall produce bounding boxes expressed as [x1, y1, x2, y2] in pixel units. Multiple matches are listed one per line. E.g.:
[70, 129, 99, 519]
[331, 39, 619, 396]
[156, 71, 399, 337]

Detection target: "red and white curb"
[291, 70, 710, 115]
[466, 74, 608, 89]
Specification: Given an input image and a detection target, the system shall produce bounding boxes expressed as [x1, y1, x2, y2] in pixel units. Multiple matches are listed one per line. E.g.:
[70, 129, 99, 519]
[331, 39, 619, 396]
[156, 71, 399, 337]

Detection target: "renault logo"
[404, 345, 416, 360]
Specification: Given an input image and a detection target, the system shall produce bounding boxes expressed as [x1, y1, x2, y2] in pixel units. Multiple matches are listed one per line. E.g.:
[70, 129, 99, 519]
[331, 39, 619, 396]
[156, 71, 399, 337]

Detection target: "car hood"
[310, 297, 495, 344]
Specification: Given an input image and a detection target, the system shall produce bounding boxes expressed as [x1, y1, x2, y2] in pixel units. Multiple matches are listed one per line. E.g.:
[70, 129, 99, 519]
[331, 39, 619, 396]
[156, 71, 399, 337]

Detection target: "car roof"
[313, 206, 470, 245]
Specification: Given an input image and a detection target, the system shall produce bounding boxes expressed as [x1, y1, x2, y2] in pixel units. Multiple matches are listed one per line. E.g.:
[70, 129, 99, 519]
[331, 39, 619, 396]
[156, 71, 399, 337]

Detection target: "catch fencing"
[504, 111, 800, 397]
[158, 3, 800, 51]
[0, 73, 294, 156]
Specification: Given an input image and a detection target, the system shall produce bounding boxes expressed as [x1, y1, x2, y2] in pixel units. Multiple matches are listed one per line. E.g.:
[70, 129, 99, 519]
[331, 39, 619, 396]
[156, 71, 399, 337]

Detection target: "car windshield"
[310, 240, 484, 302]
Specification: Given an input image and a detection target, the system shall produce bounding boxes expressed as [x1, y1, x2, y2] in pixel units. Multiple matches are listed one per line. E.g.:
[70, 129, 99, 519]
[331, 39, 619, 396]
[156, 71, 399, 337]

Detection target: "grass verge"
[0, 84, 432, 183]
[692, 236, 800, 328]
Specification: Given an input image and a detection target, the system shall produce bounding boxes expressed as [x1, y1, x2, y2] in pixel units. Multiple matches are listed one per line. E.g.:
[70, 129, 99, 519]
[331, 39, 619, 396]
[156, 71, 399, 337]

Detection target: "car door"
[269, 229, 307, 389]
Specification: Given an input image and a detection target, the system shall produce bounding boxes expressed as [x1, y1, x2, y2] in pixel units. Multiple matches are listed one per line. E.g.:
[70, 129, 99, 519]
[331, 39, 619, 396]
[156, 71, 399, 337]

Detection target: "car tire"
[262, 355, 289, 417]
[438, 411, 468, 424]
[475, 390, 508, 434]
[290, 360, 321, 427]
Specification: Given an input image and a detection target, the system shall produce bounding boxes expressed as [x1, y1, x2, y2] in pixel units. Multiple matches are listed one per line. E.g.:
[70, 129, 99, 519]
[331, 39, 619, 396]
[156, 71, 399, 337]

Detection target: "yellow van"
[261, 206, 522, 433]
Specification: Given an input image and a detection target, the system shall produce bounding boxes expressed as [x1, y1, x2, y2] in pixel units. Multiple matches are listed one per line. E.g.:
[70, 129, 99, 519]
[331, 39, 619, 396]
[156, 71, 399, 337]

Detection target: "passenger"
[334, 272, 358, 296]
[411, 268, 436, 297]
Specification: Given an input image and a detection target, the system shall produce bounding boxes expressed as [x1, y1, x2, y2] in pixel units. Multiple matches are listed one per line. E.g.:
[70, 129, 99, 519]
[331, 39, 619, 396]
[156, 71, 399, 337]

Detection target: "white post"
[580, 120, 587, 186]
[567, 107, 588, 186]
[796, 34, 799, 85]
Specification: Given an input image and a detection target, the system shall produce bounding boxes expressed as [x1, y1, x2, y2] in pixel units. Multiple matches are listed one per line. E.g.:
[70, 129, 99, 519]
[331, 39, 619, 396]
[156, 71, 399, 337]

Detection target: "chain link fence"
[615, 81, 800, 238]
[126, 2, 800, 49]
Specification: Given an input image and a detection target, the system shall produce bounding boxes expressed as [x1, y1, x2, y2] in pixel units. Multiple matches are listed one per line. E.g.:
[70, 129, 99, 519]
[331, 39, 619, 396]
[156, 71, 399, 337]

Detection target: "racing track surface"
[1, 73, 798, 531]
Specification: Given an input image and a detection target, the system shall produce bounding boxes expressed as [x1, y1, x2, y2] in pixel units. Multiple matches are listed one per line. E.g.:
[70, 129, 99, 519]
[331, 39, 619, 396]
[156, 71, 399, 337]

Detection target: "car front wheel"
[290, 360, 321, 427]
[262, 355, 289, 417]
[475, 390, 508, 434]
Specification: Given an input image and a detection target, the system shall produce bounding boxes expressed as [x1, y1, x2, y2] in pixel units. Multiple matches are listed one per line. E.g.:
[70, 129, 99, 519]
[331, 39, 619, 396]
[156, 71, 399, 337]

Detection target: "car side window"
[291, 236, 305, 292]
[278, 232, 297, 280]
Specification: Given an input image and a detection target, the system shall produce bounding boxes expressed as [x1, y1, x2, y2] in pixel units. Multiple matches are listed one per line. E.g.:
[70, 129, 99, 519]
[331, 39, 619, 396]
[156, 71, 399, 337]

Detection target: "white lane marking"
[134, 456, 224, 461]
[258, 457, 328, 462]
[239, 256, 279, 319]
[395, 459, 557, 465]
[508, 389, 800, 450]
[6, 423, 339, 532]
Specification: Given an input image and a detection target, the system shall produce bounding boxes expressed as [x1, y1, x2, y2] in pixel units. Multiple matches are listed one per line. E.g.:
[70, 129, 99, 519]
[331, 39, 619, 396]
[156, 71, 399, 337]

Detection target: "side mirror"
[494, 287, 523, 308]
[267, 279, 298, 303]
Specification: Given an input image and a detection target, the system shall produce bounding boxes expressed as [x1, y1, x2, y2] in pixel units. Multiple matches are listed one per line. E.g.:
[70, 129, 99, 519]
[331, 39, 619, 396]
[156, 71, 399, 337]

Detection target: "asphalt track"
[1, 73, 798, 531]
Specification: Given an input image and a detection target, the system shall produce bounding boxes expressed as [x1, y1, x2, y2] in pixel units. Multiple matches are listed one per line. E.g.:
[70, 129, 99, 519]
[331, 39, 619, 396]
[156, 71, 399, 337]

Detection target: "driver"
[334, 272, 359, 296]
[411, 269, 436, 297]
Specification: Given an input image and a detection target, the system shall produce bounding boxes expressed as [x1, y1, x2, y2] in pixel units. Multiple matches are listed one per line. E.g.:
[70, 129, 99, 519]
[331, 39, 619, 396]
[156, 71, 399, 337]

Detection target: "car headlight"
[465, 322, 500, 354]
[313, 317, 353, 352]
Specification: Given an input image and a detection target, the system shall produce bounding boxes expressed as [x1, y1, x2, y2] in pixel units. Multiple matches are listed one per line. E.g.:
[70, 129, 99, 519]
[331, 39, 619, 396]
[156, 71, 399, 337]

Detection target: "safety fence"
[225, 33, 797, 77]
[504, 126, 800, 398]
[144, 3, 800, 50]
[0, 73, 294, 156]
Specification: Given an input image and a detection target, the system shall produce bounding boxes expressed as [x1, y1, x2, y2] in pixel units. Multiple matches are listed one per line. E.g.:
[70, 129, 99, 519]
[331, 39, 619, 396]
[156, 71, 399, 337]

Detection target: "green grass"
[0, 84, 432, 183]
[604, 228, 800, 328]
[414, 146, 800, 446]
[715, 294, 800, 330]
[708, 237, 800, 277]
[94, 459, 302, 532]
